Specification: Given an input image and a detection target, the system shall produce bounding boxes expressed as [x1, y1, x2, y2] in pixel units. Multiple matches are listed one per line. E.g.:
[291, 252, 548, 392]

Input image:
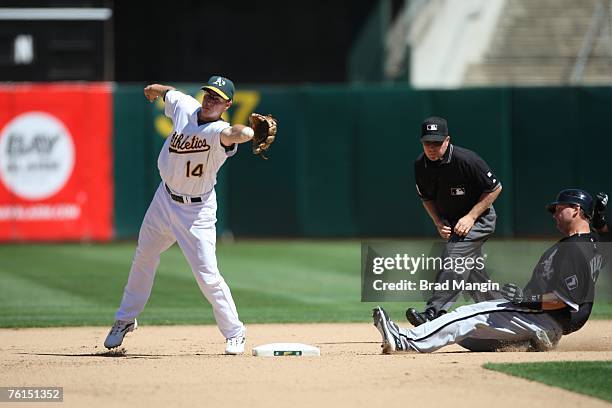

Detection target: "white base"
[251, 343, 320, 357]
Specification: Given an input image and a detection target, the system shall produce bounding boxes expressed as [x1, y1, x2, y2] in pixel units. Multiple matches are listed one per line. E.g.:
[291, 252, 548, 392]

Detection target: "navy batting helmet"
[546, 189, 594, 219]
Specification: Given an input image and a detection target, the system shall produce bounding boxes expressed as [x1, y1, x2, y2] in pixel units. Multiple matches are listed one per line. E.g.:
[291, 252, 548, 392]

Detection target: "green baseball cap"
[201, 75, 235, 100]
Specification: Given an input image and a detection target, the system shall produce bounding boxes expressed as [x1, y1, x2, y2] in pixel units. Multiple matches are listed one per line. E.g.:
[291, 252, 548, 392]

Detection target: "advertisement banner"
[0, 83, 113, 241]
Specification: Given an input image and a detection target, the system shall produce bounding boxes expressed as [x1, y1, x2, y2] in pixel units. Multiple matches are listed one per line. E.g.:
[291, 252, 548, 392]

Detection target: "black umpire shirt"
[414, 144, 501, 225]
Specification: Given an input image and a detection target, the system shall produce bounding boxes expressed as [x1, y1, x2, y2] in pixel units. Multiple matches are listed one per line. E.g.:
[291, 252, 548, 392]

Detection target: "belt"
[165, 183, 202, 204]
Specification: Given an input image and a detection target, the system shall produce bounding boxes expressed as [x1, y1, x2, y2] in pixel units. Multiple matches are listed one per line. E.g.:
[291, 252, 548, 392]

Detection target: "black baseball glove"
[593, 192, 608, 230]
[501, 283, 542, 310]
[501, 283, 524, 304]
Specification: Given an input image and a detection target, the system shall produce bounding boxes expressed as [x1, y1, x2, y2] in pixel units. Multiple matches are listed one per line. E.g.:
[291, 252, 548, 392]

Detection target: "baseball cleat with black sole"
[372, 307, 408, 354]
[405, 308, 444, 327]
[405, 308, 429, 327]
[104, 319, 137, 349]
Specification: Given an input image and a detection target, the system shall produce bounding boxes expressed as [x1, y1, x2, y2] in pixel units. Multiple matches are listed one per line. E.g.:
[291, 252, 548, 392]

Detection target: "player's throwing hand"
[143, 84, 175, 103]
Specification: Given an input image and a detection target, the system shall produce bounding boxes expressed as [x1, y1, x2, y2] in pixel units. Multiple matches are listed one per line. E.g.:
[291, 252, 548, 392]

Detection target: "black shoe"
[405, 308, 436, 327]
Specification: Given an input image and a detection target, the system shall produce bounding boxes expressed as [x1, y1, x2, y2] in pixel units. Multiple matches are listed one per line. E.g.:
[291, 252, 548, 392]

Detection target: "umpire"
[407, 116, 502, 326]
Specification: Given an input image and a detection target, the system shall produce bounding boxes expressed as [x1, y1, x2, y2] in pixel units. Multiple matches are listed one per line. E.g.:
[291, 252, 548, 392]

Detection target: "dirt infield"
[1, 321, 611, 408]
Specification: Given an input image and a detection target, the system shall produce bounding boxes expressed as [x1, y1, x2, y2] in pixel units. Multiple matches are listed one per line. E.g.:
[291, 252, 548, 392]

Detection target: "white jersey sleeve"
[209, 122, 238, 159]
[164, 89, 200, 121]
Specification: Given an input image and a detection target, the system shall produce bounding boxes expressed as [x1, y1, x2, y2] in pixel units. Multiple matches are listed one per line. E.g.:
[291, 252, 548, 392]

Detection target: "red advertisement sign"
[0, 83, 113, 241]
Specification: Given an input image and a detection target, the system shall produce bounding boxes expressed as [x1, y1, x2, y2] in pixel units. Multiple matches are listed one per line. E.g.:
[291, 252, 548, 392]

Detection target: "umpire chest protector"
[414, 144, 500, 225]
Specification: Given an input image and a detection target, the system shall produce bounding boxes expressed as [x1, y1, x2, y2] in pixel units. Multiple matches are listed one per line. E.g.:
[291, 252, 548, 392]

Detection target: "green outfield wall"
[113, 85, 612, 238]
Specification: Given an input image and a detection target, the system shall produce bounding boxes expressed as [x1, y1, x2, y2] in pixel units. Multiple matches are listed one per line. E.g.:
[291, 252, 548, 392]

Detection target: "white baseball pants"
[114, 182, 244, 339]
[399, 300, 563, 352]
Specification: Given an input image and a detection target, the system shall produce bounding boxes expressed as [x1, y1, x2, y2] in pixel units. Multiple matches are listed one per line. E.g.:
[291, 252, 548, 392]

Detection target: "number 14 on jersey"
[186, 161, 203, 178]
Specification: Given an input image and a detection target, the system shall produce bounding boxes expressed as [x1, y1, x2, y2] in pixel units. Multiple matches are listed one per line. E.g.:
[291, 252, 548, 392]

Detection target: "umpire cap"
[546, 189, 594, 219]
[421, 117, 449, 142]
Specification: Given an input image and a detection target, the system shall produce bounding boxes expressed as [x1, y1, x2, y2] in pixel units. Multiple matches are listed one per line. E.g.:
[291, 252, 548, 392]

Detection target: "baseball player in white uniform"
[104, 75, 255, 355]
[373, 189, 602, 353]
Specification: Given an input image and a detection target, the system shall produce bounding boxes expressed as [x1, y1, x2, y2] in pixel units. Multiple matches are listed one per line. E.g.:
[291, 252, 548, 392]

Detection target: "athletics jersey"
[524, 232, 602, 333]
[157, 90, 237, 196]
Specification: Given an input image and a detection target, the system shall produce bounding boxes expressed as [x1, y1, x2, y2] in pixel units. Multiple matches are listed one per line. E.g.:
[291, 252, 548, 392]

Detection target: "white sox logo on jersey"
[168, 131, 211, 154]
[540, 248, 558, 280]
[589, 254, 603, 282]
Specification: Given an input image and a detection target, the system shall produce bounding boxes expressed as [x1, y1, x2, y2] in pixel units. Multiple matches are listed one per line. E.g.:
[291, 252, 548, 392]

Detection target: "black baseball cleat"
[372, 307, 409, 354]
[405, 308, 436, 327]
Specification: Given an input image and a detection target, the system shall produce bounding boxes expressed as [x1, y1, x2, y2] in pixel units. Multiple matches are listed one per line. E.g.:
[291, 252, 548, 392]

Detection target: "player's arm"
[422, 200, 452, 240]
[540, 292, 568, 310]
[144, 84, 176, 102]
[415, 168, 452, 239]
[454, 185, 502, 236]
[501, 284, 568, 310]
[220, 125, 254, 148]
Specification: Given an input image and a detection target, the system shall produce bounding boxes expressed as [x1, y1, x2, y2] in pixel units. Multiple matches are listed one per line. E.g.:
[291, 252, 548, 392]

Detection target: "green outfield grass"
[0, 240, 610, 327]
[484, 361, 612, 402]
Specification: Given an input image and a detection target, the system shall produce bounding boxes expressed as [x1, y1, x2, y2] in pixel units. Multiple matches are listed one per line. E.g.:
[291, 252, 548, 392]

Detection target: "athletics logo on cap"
[201, 75, 235, 100]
